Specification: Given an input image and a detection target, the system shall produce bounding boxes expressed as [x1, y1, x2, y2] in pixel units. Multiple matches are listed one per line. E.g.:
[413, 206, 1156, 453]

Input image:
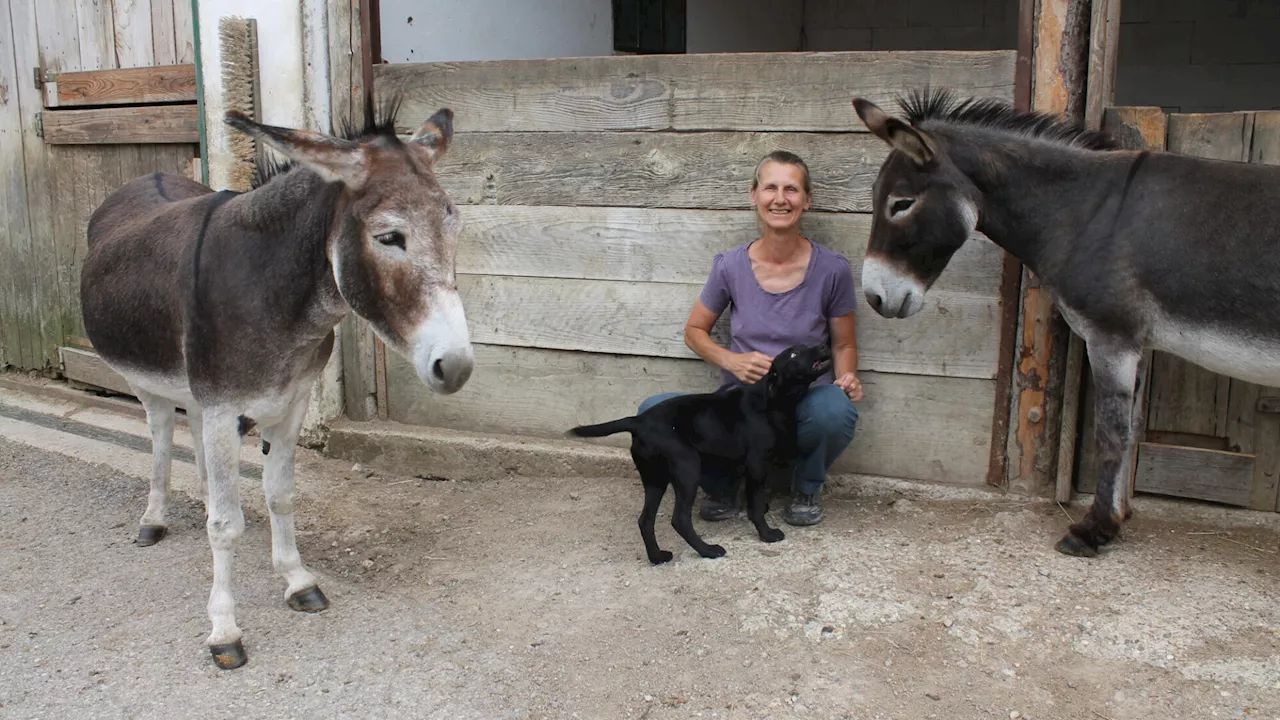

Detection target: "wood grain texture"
[454, 275, 1000, 379]
[33, 0, 82, 72]
[454, 205, 1006, 296]
[436, 131, 886, 213]
[1249, 409, 1280, 512]
[1134, 442, 1254, 508]
[51, 64, 196, 107]
[42, 104, 199, 144]
[376, 50, 1016, 133]
[0, 0, 36, 368]
[75, 0, 115, 70]
[172, 0, 194, 64]
[385, 344, 997, 485]
[111, 0, 154, 68]
[60, 346, 133, 395]
[150, 0, 178, 66]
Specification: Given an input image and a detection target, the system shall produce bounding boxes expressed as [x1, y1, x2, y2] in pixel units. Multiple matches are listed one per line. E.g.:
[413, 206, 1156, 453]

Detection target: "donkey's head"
[851, 97, 981, 319]
[225, 108, 474, 395]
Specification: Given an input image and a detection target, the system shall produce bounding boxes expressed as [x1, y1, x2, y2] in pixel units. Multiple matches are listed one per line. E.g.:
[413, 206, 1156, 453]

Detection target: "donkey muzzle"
[861, 256, 926, 319]
[412, 289, 475, 395]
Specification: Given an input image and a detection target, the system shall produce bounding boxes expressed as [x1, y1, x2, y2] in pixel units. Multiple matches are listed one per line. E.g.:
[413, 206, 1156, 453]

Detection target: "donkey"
[850, 89, 1280, 558]
[79, 100, 474, 669]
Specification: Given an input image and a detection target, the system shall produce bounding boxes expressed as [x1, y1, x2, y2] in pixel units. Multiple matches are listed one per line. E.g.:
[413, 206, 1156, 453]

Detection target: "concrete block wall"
[800, 0, 1017, 53]
[1115, 0, 1280, 111]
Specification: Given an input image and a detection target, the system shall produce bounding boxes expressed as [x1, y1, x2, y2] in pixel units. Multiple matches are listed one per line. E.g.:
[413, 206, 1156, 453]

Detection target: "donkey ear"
[224, 111, 368, 187]
[408, 108, 453, 161]
[852, 98, 935, 166]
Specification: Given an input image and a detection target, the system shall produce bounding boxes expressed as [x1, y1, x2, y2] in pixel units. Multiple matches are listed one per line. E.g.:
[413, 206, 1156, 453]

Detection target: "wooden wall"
[0, 0, 197, 372]
[370, 50, 1019, 485]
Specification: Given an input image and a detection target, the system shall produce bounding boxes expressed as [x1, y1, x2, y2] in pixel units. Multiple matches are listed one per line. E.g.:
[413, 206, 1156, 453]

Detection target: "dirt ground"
[2, 387, 1280, 720]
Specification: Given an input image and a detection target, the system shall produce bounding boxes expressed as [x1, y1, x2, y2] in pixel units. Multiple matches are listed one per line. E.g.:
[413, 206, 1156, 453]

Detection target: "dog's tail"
[567, 417, 639, 438]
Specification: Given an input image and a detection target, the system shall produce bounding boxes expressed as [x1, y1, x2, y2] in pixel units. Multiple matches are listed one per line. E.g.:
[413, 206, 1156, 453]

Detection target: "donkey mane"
[897, 88, 1117, 151]
[251, 93, 406, 189]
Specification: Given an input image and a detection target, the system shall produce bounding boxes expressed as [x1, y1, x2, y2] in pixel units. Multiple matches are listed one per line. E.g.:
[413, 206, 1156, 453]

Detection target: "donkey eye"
[889, 198, 916, 217]
[375, 231, 406, 250]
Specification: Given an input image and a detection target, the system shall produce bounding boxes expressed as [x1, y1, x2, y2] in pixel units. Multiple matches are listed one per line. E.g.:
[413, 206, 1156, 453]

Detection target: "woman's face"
[751, 161, 811, 233]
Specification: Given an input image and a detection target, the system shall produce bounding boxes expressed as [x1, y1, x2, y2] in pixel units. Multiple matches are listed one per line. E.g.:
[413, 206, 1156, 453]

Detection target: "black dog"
[568, 344, 833, 564]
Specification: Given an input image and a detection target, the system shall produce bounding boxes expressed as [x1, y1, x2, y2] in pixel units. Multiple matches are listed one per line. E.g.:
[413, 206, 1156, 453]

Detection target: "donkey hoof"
[209, 640, 248, 669]
[135, 525, 167, 546]
[288, 586, 330, 613]
[1055, 532, 1098, 558]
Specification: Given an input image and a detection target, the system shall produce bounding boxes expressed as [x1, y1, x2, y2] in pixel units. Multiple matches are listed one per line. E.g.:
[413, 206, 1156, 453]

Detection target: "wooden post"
[1055, 0, 1124, 502]
[1005, 0, 1093, 496]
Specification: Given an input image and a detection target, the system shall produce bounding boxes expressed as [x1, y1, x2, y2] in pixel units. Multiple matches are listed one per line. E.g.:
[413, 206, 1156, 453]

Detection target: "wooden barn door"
[1075, 108, 1280, 513]
[14, 0, 201, 391]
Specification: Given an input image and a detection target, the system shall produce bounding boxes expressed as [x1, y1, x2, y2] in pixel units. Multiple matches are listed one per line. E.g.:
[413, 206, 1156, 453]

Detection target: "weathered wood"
[111, 0, 155, 68]
[328, 0, 355, 134]
[340, 317, 377, 421]
[455, 275, 1000, 379]
[150, 0, 179, 66]
[60, 346, 134, 396]
[1083, 0, 1121, 132]
[75, 0, 115, 70]
[34, 0, 82, 73]
[1007, 0, 1090, 496]
[1251, 111, 1280, 165]
[173, 0, 194, 64]
[1168, 112, 1255, 160]
[436, 131, 886, 213]
[385, 344, 997, 485]
[1134, 443, 1254, 508]
[11, 0, 62, 368]
[454, 206, 1006, 296]
[376, 50, 1017, 134]
[0, 0, 36, 368]
[48, 65, 197, 107]
[42, 104, 200, 144]
[1102, 106, 1167, 152]
[1249, 407, 1280, 512]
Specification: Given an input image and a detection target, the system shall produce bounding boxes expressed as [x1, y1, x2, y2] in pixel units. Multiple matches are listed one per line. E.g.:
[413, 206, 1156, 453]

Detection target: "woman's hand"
[835, 372, 863, 402]
[726, 351, 773, 384]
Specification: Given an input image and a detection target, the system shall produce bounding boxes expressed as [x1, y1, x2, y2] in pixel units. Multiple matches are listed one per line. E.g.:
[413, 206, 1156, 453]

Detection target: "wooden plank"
[436, 131, 886, 213]
[75, 0, 115, 70]
[0, 0, 35, 368]
[1251, 111, 1280, 165]
[455, 275, 1001, 379]
[42, 104, 199, 144]
[340, 316, 377, 421]
[59, 346, 134, 396]
[11, 0, 61, 368]
[454, 206, 1006, 296]
[49, 64, 197, 107]
[1249, 407, 1280, 512]
[1168, 112, 1255, 161]
[1134, 442, 1254, 508]
[377, 50, 1016, 134]
[47, 145, 80, 355]
[150, 0, 178, 66]
[328, 0, 356, 134]
[385, 344, 997, 486]
[172, 0, 194, 64]
[1102, 107, 1168, 152]
[111, 0, 154, 68]
[1083, 0, 1121, 132]
[34, 0, 83, 73]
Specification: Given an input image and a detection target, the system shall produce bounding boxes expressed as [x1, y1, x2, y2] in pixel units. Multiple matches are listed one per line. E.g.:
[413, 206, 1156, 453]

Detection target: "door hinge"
[33, 66, 42, 88]
[34, 112, 42, 138]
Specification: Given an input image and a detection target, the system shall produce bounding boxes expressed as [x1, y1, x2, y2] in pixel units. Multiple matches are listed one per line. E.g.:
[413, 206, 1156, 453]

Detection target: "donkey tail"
[567, 417, 639, 438]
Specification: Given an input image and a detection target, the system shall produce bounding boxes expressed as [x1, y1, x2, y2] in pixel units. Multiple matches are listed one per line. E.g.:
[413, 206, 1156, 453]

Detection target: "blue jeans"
[637, 384, 858, 497]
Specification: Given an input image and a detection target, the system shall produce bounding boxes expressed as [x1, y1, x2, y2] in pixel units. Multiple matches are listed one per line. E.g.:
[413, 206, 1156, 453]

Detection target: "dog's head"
[764, 344, 833, 399]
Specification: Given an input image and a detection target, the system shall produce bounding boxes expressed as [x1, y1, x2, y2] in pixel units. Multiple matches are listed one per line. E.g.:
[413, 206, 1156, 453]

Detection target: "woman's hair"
[751, 150, 811, 196]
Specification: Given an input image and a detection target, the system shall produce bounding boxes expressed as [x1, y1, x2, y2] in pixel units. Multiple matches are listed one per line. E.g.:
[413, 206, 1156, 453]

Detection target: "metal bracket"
[1257, 396, 1280, 414]
[33, 66, 42, 88]
[33, 112, 43, 138]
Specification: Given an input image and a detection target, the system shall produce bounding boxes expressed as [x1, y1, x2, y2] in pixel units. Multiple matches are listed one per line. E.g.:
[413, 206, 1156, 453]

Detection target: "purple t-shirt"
[699, 240, 858, 390]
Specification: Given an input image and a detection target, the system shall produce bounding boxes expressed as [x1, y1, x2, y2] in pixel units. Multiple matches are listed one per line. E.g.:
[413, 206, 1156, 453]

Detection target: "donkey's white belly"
[1150, 320, 1280, 387]
[114, 365, 197, 408]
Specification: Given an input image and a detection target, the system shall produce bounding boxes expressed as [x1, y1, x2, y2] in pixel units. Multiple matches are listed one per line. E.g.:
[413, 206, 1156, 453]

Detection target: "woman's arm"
[684, 300, 772, 384]
[829, 312, 862, 401]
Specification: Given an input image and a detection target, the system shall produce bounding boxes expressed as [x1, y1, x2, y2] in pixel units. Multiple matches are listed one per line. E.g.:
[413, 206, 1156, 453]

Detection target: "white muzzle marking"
[411, 288, 475, 394]
[862, 256, 927, 319]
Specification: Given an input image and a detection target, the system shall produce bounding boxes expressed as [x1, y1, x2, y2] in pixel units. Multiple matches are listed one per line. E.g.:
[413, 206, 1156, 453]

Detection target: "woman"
[638, 150, 862, 527]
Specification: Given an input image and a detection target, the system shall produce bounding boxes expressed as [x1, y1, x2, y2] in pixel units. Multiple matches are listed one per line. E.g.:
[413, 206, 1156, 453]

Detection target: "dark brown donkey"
[851, 89, 1280, 559]
[80, 102, 473, 669]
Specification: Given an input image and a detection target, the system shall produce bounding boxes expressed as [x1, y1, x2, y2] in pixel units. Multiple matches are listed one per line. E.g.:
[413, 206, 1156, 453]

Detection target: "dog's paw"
[760, 527, 785, 543]
[700, 544, 727, 559]
[648, 550, 674, 565]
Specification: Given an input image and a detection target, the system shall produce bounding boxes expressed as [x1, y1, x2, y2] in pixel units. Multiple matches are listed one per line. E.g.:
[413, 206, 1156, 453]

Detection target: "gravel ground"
[2, 419, 1279, 720]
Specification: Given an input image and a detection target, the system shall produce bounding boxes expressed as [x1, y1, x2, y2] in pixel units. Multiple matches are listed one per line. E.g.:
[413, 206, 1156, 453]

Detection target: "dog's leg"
[669, 452, 726, 559]
[638, 483, 672, 564]
[745, 456, 784, 543]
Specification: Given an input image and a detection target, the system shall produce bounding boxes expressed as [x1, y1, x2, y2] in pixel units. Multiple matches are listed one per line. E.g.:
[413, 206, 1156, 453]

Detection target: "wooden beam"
[45, 64, 198, 108]
[1134, 442, 1254, 508]
[42, 104, 199, 144]
[59, 346, 134, 397]
[1005, 0, 1093, 496]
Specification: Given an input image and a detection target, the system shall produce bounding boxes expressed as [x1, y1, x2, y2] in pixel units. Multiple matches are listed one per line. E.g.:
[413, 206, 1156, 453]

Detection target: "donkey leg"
[201, 407, 249, 669]
[260, 393, 328, 613]
[1056, 340, 1141, 558]
[188, 407, 208, 513]
[135, 390, 175, 547]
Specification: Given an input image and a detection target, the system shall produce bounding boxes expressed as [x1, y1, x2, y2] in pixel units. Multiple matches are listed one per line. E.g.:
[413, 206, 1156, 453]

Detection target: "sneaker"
[698, 494, 740, 521]
[783, 491, 823, 526]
